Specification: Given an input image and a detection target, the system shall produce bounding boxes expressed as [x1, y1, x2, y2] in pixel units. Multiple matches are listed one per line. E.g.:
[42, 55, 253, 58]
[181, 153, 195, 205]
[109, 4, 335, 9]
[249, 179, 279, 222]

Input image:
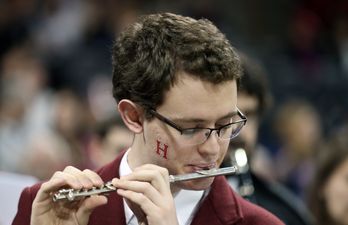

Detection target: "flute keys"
[67, 190, 76, 201]
[52, 189, 74, 202]
[52, 182, 117, 202]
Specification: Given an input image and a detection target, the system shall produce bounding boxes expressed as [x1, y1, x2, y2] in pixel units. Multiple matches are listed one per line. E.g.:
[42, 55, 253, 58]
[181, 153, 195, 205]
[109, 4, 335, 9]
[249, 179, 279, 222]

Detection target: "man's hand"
[31, 166, 108, 225]
[112, 164, 179, 225]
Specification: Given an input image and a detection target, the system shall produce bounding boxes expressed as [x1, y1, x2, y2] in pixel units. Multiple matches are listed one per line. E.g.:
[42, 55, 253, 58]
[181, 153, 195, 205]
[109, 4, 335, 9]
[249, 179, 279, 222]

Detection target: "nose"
[198, 131, 220, 156]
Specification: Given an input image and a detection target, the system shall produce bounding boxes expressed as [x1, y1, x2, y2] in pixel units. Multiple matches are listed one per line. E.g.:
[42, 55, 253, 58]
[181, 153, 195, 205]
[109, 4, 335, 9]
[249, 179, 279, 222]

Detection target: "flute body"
[52, 166, 238, 202]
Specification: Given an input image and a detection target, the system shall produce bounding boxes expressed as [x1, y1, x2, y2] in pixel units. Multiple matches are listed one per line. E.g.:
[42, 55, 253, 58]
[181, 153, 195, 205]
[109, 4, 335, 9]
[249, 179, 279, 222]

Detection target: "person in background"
[308, 130, 348, 225]
[0, 45, 53, 173]
[18, 131, 73, 181]
[13, 13, 283, 225]
[273, 99, 322, 198]
[88, 116, 134, 169]
[224, 53, 313, 225]
[52, 89, 93, 169]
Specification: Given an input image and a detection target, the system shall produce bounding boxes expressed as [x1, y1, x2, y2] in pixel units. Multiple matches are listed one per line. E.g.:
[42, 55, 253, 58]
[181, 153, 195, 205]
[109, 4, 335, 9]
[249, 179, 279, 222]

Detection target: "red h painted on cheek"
[156, 140, 168, 159]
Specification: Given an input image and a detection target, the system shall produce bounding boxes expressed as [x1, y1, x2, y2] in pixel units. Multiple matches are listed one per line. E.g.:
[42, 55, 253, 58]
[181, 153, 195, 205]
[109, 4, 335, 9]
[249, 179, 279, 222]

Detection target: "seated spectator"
[308, 131, 348, 225]
[273, 99, 322, 198]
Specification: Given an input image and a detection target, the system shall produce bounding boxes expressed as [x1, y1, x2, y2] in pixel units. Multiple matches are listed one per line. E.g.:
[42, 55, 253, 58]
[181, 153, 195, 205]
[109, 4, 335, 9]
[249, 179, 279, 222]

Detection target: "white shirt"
[119, 149, 205, 225]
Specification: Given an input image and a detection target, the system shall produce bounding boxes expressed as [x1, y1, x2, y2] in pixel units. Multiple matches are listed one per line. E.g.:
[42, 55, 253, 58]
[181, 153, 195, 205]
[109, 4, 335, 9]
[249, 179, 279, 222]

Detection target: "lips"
[188, 163, 216, 172]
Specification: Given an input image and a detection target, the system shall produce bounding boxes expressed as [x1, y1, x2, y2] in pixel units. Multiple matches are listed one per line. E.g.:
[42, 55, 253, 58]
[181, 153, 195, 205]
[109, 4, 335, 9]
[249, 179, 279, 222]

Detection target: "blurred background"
[0, 0, 348, 224]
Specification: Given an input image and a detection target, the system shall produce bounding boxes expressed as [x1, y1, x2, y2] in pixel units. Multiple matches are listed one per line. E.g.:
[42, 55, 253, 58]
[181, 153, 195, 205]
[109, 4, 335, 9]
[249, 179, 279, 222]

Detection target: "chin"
[178, 177, 215, 190]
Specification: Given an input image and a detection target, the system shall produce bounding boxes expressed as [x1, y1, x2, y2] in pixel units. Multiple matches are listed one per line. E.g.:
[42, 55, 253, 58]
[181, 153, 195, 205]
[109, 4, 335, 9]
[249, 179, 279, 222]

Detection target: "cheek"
[219, 141, 230, 159]
[155, 140, 169, 159]
[149, 128, 180, 161]
[155, 138, 192, 162]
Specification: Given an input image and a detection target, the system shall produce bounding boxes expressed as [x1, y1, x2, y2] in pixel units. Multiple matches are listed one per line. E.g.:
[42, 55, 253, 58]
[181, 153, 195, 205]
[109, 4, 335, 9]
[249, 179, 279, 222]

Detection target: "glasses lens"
[219, 121, 245, 140]
[229, 121, 244, 139]
[179, 121, 246, 145]
[181, 128, 211, 146]
[219, 124, 234, 139]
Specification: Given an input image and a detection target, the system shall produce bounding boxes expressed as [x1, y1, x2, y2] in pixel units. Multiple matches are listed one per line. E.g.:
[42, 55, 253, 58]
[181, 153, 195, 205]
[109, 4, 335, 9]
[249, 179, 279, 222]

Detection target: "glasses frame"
[149, 108, 247, 143]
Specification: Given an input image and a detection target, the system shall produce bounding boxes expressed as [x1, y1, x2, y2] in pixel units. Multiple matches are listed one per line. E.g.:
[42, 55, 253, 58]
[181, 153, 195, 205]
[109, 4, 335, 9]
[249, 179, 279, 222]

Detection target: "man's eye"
[221, 123, 232, 129]
[182, 129, 200, 136]
[217, 124, 231, 133]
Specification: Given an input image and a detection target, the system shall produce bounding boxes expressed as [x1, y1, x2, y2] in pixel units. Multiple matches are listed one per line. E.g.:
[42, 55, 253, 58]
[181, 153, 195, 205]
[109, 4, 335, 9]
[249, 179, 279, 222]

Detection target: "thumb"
[75, 195, 108, 225]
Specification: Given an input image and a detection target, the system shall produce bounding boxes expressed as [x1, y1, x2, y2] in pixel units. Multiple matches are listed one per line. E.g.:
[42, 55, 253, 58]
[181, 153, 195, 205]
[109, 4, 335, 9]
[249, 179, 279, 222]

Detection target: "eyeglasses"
[149, 108, 247, 146]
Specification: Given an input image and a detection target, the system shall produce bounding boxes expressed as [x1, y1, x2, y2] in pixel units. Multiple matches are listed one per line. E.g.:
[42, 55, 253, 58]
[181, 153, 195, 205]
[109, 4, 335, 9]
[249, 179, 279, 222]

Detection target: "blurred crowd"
[0, 0, 348, 225]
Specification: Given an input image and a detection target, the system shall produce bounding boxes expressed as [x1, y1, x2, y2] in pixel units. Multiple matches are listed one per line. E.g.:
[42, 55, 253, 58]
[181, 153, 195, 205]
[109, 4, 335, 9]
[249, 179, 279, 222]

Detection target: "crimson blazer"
[13, 152, 284, 225]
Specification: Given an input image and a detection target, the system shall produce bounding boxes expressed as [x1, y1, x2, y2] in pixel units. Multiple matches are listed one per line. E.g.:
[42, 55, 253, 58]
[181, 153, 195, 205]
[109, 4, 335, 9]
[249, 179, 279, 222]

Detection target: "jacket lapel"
[89, 152, 127, 225]
[191, 176, 243, 225]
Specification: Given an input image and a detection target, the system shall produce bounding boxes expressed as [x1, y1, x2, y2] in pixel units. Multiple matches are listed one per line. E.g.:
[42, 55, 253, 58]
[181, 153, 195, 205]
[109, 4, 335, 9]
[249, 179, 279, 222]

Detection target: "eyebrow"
[172, 110, 239, 124]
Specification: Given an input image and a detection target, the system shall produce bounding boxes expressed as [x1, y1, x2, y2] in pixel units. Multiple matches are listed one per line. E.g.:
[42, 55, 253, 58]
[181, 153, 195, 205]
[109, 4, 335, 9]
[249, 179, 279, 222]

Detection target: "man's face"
[142, 72, 238, 190]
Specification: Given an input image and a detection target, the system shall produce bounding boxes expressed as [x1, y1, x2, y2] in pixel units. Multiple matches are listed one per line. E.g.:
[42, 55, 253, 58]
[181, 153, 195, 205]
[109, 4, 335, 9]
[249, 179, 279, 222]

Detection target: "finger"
[35, 171, 83, 202]
[120, 172, 169, 196]
[113, 179, 162, 205]
[121, 168, 170, 194]
[63, 166, 95, 189]
[82, 169, 104, 188]
[75, 195, 108, 225]
[134, 164, 170, 182]
[117, 188, 175, 224]
[117, 188, 157, 215]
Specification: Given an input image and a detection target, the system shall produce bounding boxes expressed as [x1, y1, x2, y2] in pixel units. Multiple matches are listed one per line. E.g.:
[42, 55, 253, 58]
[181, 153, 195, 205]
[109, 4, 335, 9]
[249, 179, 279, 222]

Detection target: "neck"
[127, 133, 149, 169]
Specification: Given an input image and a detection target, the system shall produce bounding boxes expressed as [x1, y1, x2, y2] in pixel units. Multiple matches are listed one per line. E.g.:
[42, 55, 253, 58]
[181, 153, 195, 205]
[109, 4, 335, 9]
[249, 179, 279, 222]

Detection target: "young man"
[13, 13, 284, 225]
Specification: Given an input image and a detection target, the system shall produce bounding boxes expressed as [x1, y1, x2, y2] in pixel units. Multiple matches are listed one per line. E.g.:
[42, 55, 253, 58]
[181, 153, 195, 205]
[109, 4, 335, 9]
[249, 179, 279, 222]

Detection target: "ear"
[118, 100, 144, 133]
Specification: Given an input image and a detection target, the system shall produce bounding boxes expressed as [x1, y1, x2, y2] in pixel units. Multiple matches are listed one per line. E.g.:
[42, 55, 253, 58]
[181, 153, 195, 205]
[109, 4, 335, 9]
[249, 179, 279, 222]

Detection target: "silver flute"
[52, 166, 238, 202]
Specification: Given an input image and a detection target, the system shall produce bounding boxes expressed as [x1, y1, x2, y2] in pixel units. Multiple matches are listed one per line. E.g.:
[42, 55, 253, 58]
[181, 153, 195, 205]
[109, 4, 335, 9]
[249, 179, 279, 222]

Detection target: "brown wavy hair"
[112, 13, 241, 119]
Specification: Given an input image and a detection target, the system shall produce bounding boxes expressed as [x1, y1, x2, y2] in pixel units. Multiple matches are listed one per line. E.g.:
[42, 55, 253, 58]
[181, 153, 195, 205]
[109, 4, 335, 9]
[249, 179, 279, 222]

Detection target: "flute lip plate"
[169, 166, 237, 183]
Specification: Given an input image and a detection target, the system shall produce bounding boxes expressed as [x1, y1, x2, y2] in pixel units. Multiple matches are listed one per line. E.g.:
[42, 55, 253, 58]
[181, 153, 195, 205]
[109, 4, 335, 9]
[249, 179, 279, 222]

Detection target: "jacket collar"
[89, 151, 243, 225]
[191, 175, 243, 225]
[89, 151, 126, 225]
